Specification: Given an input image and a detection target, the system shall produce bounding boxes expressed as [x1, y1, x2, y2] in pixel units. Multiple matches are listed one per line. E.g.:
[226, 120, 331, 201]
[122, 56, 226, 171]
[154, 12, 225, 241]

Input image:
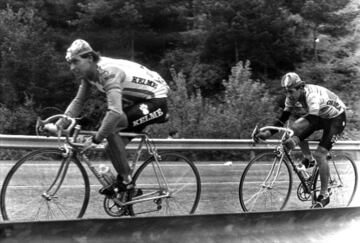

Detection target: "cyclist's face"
[284, 87, 301, 102]
[68, 56, 93, 79]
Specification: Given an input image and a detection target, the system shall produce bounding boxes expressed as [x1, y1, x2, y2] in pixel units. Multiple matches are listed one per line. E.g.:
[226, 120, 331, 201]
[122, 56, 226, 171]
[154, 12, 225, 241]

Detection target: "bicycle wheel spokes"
[315, 153, 357, 207]
[1, 149, 90, 221]
[130, 153, 201, 216]
[239, 152, 292, 212]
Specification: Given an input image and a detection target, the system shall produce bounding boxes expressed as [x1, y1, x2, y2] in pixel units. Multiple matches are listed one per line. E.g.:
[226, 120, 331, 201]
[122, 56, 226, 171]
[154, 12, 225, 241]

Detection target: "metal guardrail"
[1, 134, 360, 151]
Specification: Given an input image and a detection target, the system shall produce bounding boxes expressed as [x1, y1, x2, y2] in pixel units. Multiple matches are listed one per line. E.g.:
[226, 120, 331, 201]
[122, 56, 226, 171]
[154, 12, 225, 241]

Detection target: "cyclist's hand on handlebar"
[42, 123, 59, 136]
[253, 130, 271, 143]
[282, 136, 300, 150]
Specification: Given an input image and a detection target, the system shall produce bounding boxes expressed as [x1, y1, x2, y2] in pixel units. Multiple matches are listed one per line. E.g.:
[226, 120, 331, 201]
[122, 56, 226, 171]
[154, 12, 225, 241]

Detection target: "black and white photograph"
[0, 0, 360, 242]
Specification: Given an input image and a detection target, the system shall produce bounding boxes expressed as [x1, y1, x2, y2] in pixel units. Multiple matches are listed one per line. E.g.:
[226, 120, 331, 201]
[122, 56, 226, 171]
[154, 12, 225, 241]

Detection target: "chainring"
[296, 182, 312, 201]
[103, 194, 130, 217]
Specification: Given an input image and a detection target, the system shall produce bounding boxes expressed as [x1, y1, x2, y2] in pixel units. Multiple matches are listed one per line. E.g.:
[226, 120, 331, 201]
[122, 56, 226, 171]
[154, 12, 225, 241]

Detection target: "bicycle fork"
[246, 154, 285, 206]
[262, 153, 286, 189]
[42, 146, 73, 201]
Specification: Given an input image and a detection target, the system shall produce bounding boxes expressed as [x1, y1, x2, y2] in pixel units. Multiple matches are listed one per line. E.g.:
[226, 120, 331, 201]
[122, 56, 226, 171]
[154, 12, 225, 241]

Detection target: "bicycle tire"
[129, 152, 201, 216]
[239, 152, 292, 212]
[313, 153, 358, 207]
[1, 148, 90, 221]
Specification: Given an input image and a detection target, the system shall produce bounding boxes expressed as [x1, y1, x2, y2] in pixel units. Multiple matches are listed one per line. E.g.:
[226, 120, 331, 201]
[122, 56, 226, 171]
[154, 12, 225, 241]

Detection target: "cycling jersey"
[93, 57, 169, 104]
[284, 84, 346, 119]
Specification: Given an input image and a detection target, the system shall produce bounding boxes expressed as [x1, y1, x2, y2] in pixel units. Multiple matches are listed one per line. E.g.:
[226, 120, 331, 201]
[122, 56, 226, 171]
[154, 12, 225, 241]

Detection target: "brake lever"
[251, 124, 260, 143]
[35, 116, 46, 136]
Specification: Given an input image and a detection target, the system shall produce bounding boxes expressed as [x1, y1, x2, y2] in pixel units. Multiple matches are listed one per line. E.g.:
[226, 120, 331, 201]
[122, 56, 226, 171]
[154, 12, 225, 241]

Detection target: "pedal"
[99, 184, 115, 196]
[297, 182, 311, 201]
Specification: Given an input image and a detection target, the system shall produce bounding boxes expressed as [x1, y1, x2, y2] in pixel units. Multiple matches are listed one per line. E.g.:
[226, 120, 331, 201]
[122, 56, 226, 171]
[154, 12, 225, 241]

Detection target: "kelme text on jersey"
[132, 76, 158, 88]
[133, 108, 164, 126]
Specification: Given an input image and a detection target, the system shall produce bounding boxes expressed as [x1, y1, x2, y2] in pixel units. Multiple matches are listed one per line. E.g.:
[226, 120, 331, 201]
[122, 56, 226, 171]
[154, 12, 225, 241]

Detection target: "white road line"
[2, 182, 242, 188]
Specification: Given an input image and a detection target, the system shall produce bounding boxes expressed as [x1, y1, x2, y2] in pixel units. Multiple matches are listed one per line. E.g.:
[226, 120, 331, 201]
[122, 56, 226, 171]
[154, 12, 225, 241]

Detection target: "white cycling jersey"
[284, 84, 346, 119]
[92, 57, 169, 103]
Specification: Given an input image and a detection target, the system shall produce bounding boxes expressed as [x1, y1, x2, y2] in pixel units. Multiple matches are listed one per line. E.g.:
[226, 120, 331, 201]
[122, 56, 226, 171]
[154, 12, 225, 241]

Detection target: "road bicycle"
[0, 114, 201, 221]
[239, 125, 358, 212]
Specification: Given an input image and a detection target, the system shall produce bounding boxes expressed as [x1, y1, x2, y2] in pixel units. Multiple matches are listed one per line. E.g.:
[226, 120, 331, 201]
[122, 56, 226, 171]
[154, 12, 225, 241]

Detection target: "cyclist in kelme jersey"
[254, 72, 346, 208]
[58, 39, 170, 196]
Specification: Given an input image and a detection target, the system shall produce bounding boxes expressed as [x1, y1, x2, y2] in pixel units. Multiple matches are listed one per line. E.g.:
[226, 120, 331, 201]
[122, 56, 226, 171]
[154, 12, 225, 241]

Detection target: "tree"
[288, 0, 357, 61]
[0, 6, 76, 134]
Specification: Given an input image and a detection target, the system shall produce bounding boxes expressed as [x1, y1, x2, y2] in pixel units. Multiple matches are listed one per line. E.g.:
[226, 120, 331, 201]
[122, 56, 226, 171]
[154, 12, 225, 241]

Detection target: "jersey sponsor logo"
[326, 100, 341, 111]
[131, 76, 158, 88]
[139, 104, 149, 115]
[133, 108, 164, 127]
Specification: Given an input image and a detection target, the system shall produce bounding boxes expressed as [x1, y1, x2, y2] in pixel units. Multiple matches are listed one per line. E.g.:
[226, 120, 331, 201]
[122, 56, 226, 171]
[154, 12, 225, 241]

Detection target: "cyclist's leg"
[100, 113, 133, 194]
[105, 98, 168, 185]
[105, 132, 132, 183]
[298, 140, 313, 160]
[314, 112, 346, 204]
[288, 117, 315, 166]
[290, 117, 319, 160]
[313, 146, 330, 196]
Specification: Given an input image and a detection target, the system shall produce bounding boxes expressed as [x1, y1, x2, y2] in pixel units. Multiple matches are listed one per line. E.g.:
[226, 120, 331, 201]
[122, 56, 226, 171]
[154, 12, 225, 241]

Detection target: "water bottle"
[297, 163, 310, 180]
[98, 164, 116, 186]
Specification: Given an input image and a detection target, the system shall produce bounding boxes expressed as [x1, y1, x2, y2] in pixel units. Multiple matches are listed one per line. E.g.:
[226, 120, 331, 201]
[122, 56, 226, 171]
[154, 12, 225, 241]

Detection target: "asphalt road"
[1, 159, 359, 220]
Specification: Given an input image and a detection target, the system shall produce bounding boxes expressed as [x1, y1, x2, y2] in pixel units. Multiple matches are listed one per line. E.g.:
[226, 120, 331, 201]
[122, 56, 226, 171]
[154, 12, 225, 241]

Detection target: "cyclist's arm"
[64, 79, 91, 117]
[93, 67, 127, 143]
[269, 110, 291, 135]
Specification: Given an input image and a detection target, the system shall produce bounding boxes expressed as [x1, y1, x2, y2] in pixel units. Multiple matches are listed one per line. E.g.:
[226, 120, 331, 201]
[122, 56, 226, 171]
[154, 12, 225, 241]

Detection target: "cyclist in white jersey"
[58, 39, 170, 195]
[254, 72, 346, 208]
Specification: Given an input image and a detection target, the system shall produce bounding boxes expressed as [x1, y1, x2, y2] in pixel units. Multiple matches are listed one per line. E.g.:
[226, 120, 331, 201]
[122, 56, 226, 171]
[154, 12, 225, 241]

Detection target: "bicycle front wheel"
[314, 153, 357, 207]
[1, 148, 90, 221]
[129, 152, 201, 216]
[239, 152, 292, 212]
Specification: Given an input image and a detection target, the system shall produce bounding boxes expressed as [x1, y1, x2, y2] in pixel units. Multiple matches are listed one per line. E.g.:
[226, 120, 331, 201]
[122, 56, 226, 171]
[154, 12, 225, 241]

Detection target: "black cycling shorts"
[122, 98, 168, 133]
[300, 112, 346, 151]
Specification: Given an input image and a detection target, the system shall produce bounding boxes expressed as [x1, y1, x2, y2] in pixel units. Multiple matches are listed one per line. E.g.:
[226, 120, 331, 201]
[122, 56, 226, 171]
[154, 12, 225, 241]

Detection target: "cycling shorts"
[122, 98, 168, 133]
[300, 112, 346, 151]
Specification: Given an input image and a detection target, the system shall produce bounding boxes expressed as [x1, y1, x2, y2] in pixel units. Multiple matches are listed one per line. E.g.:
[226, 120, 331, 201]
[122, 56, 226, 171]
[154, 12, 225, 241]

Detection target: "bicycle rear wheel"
[314, 153, 357, 207]
[1, 148, 90, 221]
[129, 152, 201, 216]
[239, 152, 292, 212]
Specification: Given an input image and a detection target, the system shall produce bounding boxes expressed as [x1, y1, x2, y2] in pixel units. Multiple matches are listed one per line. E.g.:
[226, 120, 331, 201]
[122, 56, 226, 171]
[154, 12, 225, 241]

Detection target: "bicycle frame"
[257, 126, 318, 202]
[62, 129, 172, 208]
[282, 147, 318, 199]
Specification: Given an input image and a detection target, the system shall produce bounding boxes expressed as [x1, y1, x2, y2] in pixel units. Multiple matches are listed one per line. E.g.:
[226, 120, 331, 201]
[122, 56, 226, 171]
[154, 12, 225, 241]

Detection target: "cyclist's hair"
[80, 51, 100, 63]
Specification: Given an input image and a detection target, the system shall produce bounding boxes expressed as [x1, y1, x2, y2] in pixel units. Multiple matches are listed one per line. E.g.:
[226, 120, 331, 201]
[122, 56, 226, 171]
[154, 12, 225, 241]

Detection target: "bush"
[0, 103, 37, 134]
[150, 60, 275, 139]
